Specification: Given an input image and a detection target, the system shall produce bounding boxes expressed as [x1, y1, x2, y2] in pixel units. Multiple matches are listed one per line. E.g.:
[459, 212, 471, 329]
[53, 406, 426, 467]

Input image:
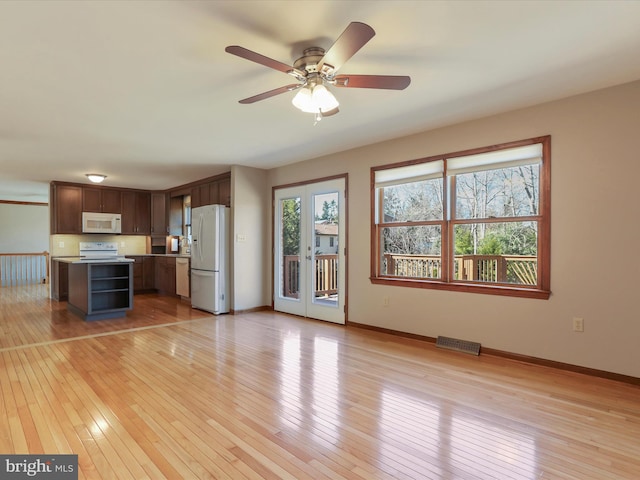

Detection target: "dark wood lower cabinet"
[126, 255, 177, 296]
[127, 256, 156, 293]
[154, 256, 176, 296]
[51, 260, 68, 301]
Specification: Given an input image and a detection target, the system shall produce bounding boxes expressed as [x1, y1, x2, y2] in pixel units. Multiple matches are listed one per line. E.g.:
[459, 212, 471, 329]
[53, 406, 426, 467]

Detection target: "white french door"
[274, 178, 345, 324]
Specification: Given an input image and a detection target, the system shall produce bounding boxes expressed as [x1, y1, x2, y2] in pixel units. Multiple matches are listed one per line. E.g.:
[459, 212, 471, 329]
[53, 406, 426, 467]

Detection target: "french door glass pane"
[312, 192, 339, 307]
[280, 197, 301, 299]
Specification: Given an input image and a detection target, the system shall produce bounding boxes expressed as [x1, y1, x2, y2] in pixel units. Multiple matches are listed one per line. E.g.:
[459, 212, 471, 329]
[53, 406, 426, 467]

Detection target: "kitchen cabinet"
[209, 182, 219, 207]
[169, 196, 183, 236]
[191, 175, 231, 209]
[83, 187, 122, 213]
[51, 259, 69, 301]
[67, 261, 133, 321]
[143, 257, 155, 290]
[218, 178, 231, 207]
[151, 192, 168, 235]
[191, 183, 210, 209]
[50, 183, 82, 234]
[121, 191, 151, 235]
[154, 256, 176, 295]
[128, 256, 156, 293]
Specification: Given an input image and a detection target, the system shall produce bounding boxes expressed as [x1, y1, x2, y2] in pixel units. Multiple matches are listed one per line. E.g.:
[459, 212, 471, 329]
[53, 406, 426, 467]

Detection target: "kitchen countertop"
[53, 254, 190, 261]
[126, 254, 191, 258]
[54, 257, 135, 264]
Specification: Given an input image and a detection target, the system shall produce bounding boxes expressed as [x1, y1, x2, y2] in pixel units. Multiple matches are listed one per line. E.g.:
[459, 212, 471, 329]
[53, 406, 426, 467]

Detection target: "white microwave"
[82, 212, 122, 234]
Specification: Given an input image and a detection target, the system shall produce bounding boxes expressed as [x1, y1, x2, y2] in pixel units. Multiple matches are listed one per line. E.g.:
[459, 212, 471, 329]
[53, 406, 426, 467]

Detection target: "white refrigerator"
[191, 204, 230, 314]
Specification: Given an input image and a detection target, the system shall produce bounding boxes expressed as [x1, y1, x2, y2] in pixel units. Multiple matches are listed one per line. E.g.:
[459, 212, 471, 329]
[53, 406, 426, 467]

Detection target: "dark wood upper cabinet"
[191, 186, 201, 209]
[151, 193, 167, 235]
[136, 192, 151, 234]
[83, 187, 122, 213]
[209, 182, 219, 206]
[169, 196, 183, 236]
[51, 183, 82, 234]
[121, 191, 151, 235]
[218, 178, 231, 207]
[101, 189, 122, 213]
[82, 188, 102, 212]
[51, 173, 230, 235]
[190, 175, 231, 209]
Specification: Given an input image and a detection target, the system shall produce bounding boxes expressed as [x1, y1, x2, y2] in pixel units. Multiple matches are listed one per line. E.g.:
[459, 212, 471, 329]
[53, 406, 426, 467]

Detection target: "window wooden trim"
[370, 136, 551, 299]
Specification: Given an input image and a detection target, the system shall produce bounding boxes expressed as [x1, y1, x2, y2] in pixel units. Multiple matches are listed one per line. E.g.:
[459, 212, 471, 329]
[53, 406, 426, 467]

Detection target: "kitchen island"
[57, 258, 134, 321]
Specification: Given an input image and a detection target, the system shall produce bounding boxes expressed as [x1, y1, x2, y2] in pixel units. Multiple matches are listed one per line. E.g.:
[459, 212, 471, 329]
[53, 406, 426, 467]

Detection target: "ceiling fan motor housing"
[294, 47, 332, 75]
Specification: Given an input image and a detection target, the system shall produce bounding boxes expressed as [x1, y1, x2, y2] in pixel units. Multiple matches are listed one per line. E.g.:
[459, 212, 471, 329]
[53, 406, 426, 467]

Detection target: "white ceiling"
[2, 1, 640, 203]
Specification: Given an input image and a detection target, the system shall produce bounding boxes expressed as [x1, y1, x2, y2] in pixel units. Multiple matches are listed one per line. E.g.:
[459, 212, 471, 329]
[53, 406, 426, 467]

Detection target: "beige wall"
[0, 203, 49, 253]
[266, 79, 640, 378]
[231, 165, 270, 311]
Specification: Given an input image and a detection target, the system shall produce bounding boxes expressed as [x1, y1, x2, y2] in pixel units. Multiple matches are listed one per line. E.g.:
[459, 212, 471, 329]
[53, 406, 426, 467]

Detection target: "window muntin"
[371, 137, 550, 298]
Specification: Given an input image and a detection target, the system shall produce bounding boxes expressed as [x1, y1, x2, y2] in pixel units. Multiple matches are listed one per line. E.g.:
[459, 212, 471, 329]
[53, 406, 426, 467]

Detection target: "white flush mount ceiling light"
[86, 174, 107, 183]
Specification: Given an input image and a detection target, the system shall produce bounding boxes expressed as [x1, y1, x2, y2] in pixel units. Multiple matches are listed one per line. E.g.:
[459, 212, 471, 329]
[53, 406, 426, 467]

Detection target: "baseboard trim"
[347, 321, 640, 386]
[231, 305, 273, 315]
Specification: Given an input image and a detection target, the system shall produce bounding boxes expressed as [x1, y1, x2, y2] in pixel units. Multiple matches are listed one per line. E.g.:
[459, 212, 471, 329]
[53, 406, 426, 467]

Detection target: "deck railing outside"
[283, 254, 339, 298]
[0, 252, 50, 287]
[283, 255, 300, 298]
[282, 252, 537, 295]
[314, 254, 338, 297]
[383, 253, 537, 285]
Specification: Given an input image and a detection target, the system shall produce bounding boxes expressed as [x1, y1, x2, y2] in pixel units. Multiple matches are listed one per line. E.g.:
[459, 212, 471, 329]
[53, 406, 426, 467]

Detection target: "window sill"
[370, 276, 551, 300]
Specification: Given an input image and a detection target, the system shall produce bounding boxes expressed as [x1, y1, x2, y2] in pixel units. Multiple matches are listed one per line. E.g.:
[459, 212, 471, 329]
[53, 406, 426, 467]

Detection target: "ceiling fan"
[225, 22, 411, 121]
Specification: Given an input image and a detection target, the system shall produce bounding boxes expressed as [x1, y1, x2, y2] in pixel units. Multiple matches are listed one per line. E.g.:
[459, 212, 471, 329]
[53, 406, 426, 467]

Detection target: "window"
[371, 136, 550, 299]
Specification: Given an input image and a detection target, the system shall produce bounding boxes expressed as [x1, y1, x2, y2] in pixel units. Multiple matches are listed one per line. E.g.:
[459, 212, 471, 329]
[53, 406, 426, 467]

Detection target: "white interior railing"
[0, 252, 50, 287]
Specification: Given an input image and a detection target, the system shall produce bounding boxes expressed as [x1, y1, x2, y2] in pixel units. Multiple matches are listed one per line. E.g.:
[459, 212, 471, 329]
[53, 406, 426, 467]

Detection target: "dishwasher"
[175, 257, 190, 298]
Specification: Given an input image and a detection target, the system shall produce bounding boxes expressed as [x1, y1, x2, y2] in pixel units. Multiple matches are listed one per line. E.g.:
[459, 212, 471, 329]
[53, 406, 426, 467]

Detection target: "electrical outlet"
[120, 241, 125, 247]
[58, 241, 64, 248]
[383, 296, 390, 307]
[572, 317, 584, 332]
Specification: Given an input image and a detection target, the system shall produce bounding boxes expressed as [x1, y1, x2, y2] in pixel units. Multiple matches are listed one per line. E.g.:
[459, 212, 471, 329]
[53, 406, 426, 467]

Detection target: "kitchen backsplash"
[50, 234, 148, 257]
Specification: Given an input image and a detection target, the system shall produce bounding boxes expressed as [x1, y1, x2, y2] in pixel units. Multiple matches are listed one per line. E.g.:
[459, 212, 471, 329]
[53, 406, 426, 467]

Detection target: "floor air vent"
[436, 336, 481, 356]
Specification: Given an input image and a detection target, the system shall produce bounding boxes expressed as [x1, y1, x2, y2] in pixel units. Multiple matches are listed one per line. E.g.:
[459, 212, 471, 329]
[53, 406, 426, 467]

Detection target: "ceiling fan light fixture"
[312, 84, 339, 112]
[292, 84, 339, 115]
[292, 86, 315, 113]
[86, 173, 107, 183]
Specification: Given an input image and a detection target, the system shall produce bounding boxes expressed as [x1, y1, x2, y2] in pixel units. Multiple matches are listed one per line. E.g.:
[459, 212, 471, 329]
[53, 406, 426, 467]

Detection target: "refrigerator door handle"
[198, 213, 204, 265]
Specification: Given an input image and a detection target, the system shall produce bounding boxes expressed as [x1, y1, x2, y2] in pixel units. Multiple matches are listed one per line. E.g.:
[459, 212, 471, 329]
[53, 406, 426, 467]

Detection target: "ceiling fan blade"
[334, 74, 411, 90]
[321, 107, 339, 117]
[317, 22, 375, 73]
[225, 46, 304, 78]
[238, 84, 302, 104]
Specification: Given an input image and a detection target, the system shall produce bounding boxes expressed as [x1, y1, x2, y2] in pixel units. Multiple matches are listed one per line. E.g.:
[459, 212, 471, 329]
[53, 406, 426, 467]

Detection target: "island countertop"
[53, 257, 135, 264]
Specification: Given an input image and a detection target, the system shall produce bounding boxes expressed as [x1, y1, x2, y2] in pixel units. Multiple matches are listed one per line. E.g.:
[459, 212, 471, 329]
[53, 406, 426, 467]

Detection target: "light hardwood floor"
[1, 284, 639, 479]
